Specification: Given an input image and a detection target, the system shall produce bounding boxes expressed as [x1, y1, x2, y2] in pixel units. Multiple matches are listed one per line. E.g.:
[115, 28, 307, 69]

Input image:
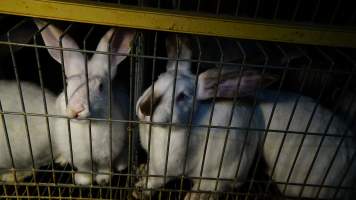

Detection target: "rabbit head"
[35, 20, 135, 119]
[136, 35, 276, 125]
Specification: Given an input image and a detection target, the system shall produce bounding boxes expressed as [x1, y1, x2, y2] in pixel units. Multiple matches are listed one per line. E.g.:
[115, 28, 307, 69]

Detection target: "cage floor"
[0, 163, 286, 200]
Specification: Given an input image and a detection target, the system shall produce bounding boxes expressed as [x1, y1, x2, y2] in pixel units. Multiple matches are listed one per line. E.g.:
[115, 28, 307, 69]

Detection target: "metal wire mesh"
[0, 14, 355, 200]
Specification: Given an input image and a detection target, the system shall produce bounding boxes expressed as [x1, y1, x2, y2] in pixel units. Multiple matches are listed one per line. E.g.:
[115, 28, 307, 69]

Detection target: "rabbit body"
[135, 66, 266, 200]
[54, 83, 129, 185]
[138, 96, 263, 195]
[258, 90, 356, 199]
[35, 20, 135, 185]
[0, 80, 57, 182]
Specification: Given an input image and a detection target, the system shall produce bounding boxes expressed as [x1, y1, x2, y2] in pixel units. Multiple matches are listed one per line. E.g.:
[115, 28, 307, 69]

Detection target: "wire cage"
[0, 0, 356, 200]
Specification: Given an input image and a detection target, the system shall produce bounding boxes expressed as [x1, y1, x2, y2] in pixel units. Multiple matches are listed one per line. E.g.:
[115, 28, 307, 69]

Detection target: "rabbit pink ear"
[136, 86, 161, 120]
[136, 76, 171, 120]
[165, 34, 192, 75]
[197, 67, 277, 100]
[93, 28, 136, 79]
[34, 19, 82, 76]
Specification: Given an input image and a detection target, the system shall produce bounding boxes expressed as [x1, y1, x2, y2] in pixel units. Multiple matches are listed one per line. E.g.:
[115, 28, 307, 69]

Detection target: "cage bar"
[0, 0, 355, 47]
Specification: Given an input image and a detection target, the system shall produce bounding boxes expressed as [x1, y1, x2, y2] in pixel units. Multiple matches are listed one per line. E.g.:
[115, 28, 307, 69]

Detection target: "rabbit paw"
[184, 192, 216, 200]
[74, 173, 92, 185]
[95, 173, 110, 185]
[116, 162, 128, 172]
[136, 163, 147, 176]
[132, 179, 151, 199]
[1, 171, 30, 182]
[55, 155, 68, 166]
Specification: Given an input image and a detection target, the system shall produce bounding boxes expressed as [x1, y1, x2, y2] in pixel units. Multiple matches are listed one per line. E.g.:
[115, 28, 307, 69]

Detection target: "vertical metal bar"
[7, 22, 36, 182]
[242, 41, 270, 200]
[273, 0, 281, 19]
[144, 31, 158, 194]
[0, 83, 18, 197]
[212, 39, 247, 194]
[292, 0, 301, 21]
[276, 46, 315, 196]
[6, 20, 36, 196]
[127, 37, 135, 188]
[235, 0, 241, 16]
[178, 36, 201, 200]
[83, 26, 95, 195]
[311, 0, 321, 22]
[267, 45, 315, 197]
[232, 42, 266, 200]
[196, 38, 225, 194]
[58, 24, 76, 198]
[211, 37, 230, 198]
[216, 0, 222, 15]
[330, 0, 341, 25]
[157, 0, 161, 8]
[133, 32, 144, 185]
[254, 0, 261, 18]
[314, 95, 354, 199]
[162, 34, 181, 189]
[313, 49, 356, 200]
[138, 0, 143, 7]
[33, 27, 57, 186]
[0, 20, 30, 198]
[25, 185, 30, 199]
[331, 133, 356, 200]
[232, 41, 247, 198]
[127, 32, 135, 193]
[177, 0, 181, 10]
[197, 0, 201, 12]
[258, 44, 290, 199]
[294, 47, 336, 199]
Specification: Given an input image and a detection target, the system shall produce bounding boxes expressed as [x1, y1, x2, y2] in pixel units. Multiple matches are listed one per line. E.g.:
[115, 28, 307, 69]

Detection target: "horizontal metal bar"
[0, 0, 356, 47]
[0, 110, 354, 138]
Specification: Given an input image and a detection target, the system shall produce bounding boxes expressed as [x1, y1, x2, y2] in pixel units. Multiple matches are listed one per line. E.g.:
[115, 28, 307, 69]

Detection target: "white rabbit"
[134, 36, 273, 200]
[255, 90, 356, 199]
[0, 80, 57, 182]
[35, 20, 135, 185]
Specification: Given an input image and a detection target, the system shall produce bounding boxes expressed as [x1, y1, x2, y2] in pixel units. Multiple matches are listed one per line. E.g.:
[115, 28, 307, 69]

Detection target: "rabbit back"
[259, 90, 356, 199]
[188, 101, 262, 181]
[0, 80, 57, 170]
[140, 100, 263, 188]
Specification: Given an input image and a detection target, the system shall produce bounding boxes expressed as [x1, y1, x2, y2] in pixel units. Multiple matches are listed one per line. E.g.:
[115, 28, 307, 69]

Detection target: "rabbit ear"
[34, 19, 82, 76]
[197, 67, 278, 100]
[165, 34, 192, 75]
[136, 86, 161, 120]
[93, 28, 136, 79]
[136, 77, 171, 120]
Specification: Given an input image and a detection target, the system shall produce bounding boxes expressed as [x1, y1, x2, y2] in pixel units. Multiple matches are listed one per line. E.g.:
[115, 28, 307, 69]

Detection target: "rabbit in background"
[0, 80, 57, 182]
[256, 90, 356, 199]
[209, 68, 356, 199]
[134, 35, 275, 200]
[35, 20, 135, 185]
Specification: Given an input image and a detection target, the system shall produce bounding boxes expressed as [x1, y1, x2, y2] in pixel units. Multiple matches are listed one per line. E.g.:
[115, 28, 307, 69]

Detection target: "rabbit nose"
[66, 104, 85, 118]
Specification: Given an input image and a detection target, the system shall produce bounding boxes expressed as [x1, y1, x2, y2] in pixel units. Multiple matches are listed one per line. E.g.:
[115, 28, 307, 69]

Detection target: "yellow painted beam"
[0, 0, 356, 48]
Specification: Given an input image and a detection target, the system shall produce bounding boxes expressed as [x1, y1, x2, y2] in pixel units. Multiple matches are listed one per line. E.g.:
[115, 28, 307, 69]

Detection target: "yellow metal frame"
[0, 0, 356, 48]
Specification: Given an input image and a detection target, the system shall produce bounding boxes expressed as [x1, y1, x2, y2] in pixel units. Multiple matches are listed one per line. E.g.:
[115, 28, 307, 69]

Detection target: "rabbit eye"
[98, 83, 104, 92]
[176, 92, 187, 102]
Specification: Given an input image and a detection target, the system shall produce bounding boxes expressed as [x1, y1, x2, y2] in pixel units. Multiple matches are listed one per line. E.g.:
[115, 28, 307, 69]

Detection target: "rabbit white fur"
[134, 36, 270, 200]
[0, 80, 57, 182]
[35, 20, 135, 185]
[255, 90, 356, 199]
